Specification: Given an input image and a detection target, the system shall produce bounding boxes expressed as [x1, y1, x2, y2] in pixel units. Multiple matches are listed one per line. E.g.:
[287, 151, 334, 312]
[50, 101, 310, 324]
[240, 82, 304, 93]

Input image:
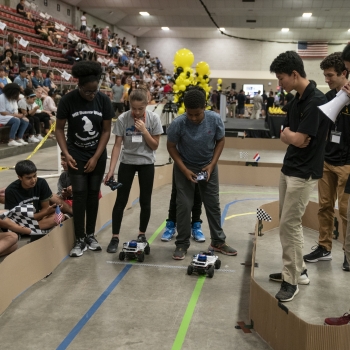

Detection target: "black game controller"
[106, 177, 123, 191]
[196, 171, 208, 181]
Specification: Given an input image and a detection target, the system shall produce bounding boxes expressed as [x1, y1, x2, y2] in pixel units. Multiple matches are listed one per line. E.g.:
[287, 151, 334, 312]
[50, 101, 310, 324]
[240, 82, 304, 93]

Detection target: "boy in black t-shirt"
[4, 160, 72, 232]
[268, 51, 329, 303]
[16, 0, 32, 20]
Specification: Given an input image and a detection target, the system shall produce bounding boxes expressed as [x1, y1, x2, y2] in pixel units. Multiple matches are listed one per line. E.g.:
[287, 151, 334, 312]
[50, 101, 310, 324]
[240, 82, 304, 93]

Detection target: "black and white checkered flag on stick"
[257, 208, 272, 222]
[0, 204, 42, 234]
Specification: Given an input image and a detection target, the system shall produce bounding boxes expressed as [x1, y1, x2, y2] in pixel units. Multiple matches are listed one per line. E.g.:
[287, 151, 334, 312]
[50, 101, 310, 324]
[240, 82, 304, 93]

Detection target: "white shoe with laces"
[17, 139, 28, 145]
[28, 135, 40, 143]
[36, 134, 44, 141]
[8, 140, 22, 147]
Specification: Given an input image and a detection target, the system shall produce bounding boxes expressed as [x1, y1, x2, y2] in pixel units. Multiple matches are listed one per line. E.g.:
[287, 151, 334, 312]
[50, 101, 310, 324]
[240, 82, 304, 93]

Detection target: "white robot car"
[119, 239, 150, 262]
[187, 251, 221, 278]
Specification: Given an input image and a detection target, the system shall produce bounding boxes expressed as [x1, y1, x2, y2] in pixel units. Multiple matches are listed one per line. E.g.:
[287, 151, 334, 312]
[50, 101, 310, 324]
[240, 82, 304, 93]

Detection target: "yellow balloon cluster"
[172, 48, 212, 115]
[268, 107, 286, 115]
[217, 78, 222, 92]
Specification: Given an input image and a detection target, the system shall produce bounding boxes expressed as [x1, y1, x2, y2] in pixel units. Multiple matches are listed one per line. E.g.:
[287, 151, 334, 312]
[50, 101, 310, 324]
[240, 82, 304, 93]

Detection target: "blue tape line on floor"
[56, 264, 132, 350]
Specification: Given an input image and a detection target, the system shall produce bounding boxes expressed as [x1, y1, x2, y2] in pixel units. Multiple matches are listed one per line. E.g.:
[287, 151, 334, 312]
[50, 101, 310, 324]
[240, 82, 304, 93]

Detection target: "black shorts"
[80, 25, 86, 31]
[112, 102, 124, 113]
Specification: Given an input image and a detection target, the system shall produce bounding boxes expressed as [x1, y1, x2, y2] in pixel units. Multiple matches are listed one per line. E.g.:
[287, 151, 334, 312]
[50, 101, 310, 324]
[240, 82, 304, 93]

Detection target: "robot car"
[187, 251, 221, 278]
[119, 239, 150, 262]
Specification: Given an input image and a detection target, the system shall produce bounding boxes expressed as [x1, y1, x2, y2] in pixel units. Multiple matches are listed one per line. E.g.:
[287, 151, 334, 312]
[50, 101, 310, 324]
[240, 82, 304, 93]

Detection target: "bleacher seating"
[0, 2, 112, 81]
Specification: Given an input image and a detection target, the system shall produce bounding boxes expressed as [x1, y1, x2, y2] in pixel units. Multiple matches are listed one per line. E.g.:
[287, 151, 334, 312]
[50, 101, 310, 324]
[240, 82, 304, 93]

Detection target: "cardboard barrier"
[225, 138, 288, 151]
[250, 201, 350, 350]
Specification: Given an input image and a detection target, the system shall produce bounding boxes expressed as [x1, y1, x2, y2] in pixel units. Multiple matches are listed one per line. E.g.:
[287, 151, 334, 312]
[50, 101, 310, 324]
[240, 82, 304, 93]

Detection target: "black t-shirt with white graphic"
[56, 89, 114, 162]
[5, 178, 52, 212]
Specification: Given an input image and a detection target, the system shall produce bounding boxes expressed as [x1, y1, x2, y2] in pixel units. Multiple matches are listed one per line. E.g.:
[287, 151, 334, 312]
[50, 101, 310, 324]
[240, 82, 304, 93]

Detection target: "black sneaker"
[275, 281, 299, 302]
[107, 237, 119, 253]
[269, 269, 310, 285]
[70, 238, 87, 257]
[303, 245, 332, 263]
[137, 234, 147, 243]
[85, 234, 102, 251]
[343, 254, 350, 271]
[172, 246, 187, 260]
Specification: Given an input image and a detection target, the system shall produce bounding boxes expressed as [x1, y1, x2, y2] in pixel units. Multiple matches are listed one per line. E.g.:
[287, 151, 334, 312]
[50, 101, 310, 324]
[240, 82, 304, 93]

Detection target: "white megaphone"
[318, 90, 350, 123]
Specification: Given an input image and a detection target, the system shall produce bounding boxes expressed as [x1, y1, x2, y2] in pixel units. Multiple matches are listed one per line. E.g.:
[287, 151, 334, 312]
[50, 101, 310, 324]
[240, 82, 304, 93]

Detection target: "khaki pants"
[318, 162, 350, 251]
[279, 173, 317, 285]
[228, 103, 235, 118]
[250, 109, 261, 119]
[345, 197, 350, 263]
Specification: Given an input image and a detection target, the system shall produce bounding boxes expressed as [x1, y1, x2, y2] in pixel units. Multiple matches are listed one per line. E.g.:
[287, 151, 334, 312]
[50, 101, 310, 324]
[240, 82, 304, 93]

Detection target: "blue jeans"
[6, 117, 29, 140]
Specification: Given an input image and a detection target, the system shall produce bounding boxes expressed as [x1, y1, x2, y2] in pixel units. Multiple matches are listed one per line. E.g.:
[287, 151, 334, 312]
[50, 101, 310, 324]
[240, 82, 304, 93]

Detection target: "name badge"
[132, 134, 142, 142]
[331, 131, 341, 144]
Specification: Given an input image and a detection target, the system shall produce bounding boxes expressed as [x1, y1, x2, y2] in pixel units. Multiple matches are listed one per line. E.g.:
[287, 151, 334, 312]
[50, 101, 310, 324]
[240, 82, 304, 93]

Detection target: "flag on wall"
[297, 42, 328, 58]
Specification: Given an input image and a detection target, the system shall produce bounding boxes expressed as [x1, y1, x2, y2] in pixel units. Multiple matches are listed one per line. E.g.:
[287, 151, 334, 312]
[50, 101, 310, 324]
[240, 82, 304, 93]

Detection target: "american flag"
[297, 42, 328, 58]
[54, 205, 64, 226]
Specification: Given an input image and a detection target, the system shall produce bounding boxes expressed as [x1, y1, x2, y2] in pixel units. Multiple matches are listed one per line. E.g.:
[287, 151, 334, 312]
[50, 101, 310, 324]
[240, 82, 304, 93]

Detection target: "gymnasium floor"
[1, 134, 341, 350]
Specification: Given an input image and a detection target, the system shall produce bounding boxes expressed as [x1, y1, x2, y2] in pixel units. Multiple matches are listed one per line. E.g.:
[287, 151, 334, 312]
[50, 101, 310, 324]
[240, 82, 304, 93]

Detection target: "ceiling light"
[139, 12, 150, 16]
[281, 28, 289, 32]
[302, 13, 312, 17]
[348, 29, 350, 32]
[219, 27, 225, 31]
[161, 27, 169, 30]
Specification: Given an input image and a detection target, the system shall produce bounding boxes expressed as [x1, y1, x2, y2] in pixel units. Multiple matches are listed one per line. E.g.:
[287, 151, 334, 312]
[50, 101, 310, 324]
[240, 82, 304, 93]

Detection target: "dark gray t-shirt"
[112, 85, 124, 103]
[113, 110, 163, 165]
[167, 110, 225, 167]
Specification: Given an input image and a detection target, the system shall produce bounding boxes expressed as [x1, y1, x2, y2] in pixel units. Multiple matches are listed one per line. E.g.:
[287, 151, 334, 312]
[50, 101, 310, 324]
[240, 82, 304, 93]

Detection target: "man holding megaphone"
[304, 53, 350, 271]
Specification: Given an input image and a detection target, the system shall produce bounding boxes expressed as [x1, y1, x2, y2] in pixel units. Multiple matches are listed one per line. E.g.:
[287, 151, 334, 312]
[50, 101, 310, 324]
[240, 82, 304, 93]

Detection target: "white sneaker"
[17, 139, 28, 145]
[36, 134, 44, 141]
[28, 136, 40, 143]
[8, 140, 22, 147]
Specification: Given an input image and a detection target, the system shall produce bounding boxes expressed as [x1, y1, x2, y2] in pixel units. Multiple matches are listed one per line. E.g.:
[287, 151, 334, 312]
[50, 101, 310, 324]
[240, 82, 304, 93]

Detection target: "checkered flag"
[1, 204, 42, 234]
[239, 151, 248, 159]
[257, 208, 272, 222]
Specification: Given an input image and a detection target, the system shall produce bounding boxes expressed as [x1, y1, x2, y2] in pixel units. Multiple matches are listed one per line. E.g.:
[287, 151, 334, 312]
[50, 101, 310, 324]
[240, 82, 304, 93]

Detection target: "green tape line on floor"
[172, 275, 206, 350]
[148, 220, 166, 244]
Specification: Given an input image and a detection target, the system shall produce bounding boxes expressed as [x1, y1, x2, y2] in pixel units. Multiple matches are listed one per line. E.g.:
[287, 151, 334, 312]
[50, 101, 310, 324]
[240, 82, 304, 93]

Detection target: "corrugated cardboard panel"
[305, 321, 350, 350]
[225, 138, 288, 151]
[218, 164, 281, 187]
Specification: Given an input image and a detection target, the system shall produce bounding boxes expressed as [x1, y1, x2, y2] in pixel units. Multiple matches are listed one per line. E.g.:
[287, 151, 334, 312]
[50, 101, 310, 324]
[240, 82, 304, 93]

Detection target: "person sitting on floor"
[0, 187, 5, 204]
[5, 160, 73, 232]
[0, 219, 20, 257]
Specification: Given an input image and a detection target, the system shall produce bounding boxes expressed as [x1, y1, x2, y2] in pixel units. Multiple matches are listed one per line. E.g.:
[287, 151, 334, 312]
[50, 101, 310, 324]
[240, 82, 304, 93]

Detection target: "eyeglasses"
[79, 86, 98, 96]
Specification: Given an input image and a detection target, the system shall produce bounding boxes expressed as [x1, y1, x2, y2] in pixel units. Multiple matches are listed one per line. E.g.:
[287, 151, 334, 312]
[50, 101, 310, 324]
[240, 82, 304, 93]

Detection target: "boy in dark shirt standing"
[268, 51, 329, 302]
[304, 53, 350, 266]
